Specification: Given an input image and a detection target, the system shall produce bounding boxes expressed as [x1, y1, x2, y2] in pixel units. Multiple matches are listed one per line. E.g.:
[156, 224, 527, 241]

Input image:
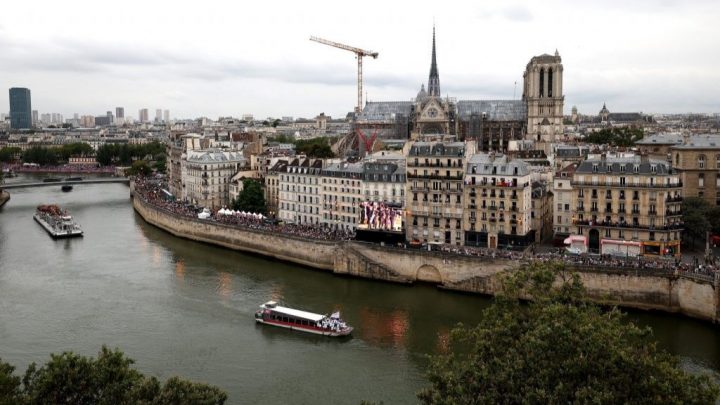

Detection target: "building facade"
[278, 158, 323, 225]
[183, 149, 246, 209]
[552, 163, 577, 242]
[264, 160, 288, 218]
[361, 160, 406, 205]
[9, 87, 32, 130]
[671, 134, 720, 206]
[321, 162, 363, 230]
[522, 51, 564, 144]
[570, 155, 683, 257]
[405, 141, 475, 245]
[463, 153, 534, 249]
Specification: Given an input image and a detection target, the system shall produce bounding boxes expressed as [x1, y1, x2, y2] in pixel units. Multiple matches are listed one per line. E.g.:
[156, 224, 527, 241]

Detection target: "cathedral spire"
[428, 25, 441, 97]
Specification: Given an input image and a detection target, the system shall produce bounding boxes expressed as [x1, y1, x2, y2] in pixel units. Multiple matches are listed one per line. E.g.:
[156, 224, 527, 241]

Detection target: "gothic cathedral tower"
[522, 51, 564, 144]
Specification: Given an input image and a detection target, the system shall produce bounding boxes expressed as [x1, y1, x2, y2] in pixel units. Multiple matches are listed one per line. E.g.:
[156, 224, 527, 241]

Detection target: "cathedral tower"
[427, 26, 441, 97]
[522, 50, 564, 143]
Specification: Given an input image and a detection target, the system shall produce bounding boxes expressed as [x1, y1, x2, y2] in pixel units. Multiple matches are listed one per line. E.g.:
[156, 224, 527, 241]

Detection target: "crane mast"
[310, 36, 378, 114]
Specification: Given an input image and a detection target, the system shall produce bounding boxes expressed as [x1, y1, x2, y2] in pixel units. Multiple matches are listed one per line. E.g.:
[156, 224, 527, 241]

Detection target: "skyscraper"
[9, 87, 32, 129]
[163, 109, 169, 123]
[32, 110, 38, 126]
[139, 108, 149, 123]
[155, 109, 162, 122]
[115, 107, 124, 119]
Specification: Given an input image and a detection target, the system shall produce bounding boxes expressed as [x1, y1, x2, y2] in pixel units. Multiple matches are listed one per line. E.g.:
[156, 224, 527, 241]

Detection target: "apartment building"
[277, 158, 323, 225]
[552, 163, 578, 242]
[671, 134, 720, 206]
[320, 162, 363, 230]
[264, 160, 288, 218]
[183, 149, 246, 209]
[361, 159, 406, 206]
[405, 141, 476, 245]
[463, 153, 533, 249]
[569, 155, 683, 257]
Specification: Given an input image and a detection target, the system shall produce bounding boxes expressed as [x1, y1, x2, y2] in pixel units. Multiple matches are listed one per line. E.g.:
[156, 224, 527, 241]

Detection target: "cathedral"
[354, 28, 564, 152]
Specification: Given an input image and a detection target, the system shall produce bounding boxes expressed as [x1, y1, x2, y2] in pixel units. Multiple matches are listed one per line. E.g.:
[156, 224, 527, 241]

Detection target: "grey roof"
[362, 161, 405, 182]
[408, 141, 465, 157]
[671, 134, 720, 149]
[323, 162, 363, 177]
[608, 112, 647, 122]
[575, 156, 673, 175]
[456, 100, 527, 121]
[186, 150, 245, 163]
[635, 133, 684, 146]
[357, 101, 413, 122]
[466, 153, 530, 176]
[555, 145, 589, 158]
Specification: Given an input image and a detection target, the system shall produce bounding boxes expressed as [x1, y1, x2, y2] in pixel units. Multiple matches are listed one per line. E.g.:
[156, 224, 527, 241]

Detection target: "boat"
[33, 204, 83, 238]
[254, 301, 353, 337]
[42, 178, 61, 183]
[61, 185, 73, 192]
[65, 177, 83, 181]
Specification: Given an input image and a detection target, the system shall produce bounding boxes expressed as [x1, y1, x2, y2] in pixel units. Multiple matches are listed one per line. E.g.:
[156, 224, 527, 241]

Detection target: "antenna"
[513, 81, 517, 99]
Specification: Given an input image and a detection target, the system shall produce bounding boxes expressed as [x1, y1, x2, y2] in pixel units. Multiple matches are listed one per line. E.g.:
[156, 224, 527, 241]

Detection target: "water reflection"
[174, 259, 185, 282]
[216, 272, 232, 298]
[359, 307, 409, 349]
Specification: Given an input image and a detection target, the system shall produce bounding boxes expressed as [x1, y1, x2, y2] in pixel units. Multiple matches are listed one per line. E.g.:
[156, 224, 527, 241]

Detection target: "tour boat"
[34, 204, 83, 238]
[254, 301, 353, 337]
[61, 185, 73, 192]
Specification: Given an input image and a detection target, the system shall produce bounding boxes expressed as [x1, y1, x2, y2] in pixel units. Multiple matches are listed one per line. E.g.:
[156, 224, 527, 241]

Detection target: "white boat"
[34, 205, 83, 238]
[254, 301, 353, 337]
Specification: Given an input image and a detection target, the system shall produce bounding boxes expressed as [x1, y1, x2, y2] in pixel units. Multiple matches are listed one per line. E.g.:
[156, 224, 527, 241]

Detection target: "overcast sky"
[1, 0, 718, 120]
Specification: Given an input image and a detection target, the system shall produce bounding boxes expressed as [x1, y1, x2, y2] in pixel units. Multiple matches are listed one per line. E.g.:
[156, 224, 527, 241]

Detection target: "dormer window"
[651, 165, 657, 173]
[633, 165, 639, 173]
[592, 164, 598, 172]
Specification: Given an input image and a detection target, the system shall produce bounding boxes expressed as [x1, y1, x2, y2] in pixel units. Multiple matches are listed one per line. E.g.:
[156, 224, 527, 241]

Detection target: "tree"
[585, 127, 644, 147]
[682, 197, 711, 248]
[295, 137, 334, 158]
[128, 160, 152, 176]
[232, 179, 266, 214]
[272, 119, 281, 128]
[0, 147, 22, 163]
[418, 261, 720, 404]
[0, 346, 227, 404]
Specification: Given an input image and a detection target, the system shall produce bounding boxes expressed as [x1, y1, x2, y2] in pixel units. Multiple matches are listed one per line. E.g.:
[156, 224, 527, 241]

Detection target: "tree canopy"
[232, 179, 266, 214]
[96, 141, 165, 166]
[0, 147, 22, 163]
[584, 127, 644, 147]
[0, 346, 227, 404]
[681, 197, 720, 248]
[418, 261, 720, 404]
[294, 137, 334, 158]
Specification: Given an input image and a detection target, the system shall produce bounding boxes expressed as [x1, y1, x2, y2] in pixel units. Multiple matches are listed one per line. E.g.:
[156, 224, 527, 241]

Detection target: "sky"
[1, 0, 719, 120]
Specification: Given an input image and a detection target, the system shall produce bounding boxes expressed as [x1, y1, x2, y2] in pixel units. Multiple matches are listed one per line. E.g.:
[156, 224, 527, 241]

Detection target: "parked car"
[565, 246, 583, 255]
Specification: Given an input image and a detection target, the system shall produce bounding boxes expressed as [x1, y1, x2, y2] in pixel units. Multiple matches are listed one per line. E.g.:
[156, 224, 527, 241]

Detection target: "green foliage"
[0, 147, 22, 163]
[418, 261, 720, 405]
[584, 127, 644, 147]
[22, 146, 58, 166]
[127, 160, 152, 176]
[295, 137, 334, 158]
[0, 346, 227, 404]
[682, 197, 712, 247]
[58, 143, 94, 161]
[154, 156, 167, 174]
[272, 119, 281, 128]
[231, 179, 266, 214]
[272, 134, 295, 144]
[96, 141, 165, 166]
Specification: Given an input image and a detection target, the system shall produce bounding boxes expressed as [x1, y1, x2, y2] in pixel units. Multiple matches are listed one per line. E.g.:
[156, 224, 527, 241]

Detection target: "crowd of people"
[134, 176, 354, 241]
[134, 176, 718, 279]
[7, 163, 115, 174]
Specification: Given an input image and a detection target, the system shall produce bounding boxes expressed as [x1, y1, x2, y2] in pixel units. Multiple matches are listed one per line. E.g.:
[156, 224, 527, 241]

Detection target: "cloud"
[477, 4, 534, 22]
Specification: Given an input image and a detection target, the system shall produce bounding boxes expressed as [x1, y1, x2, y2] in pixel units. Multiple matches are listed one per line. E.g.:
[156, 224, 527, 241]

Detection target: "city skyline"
[1, 0, 719, 119]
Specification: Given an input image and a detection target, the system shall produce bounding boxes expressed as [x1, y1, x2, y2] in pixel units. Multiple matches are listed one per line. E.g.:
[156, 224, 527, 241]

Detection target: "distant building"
[671, 134, 720, 206]
[139, 109, 149, 123]
[183, 149, 246, 209]
[80, 115, 96, 128]
[32, 110, 38, 126]
[278, 158, 324, 225]
[635, 133, 684, 161]
[94, 115, 111, 126]
[321, 161, 364, 230]
[155, 109, 162, 122]
[9, 87, 32, 129]
[163, 109, 170, 123]
[116, 107, 125, 119]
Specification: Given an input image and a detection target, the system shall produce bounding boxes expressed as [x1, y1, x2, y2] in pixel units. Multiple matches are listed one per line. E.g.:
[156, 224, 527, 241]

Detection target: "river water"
[0, 175, 719, 404]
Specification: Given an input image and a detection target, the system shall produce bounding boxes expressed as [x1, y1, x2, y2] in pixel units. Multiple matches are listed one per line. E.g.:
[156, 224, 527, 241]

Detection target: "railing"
[574, 220, 684, 231]
[408, 173, 464, 180]
[571, 181, 683, 189]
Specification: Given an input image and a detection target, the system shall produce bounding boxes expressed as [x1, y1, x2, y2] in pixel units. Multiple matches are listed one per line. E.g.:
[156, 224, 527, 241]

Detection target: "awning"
[601, 239, 641, 246]
[563, 235, 586, 245]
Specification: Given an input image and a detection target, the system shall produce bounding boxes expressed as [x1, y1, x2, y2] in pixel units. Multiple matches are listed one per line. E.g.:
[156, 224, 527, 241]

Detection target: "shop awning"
[563, 235, 586, 245]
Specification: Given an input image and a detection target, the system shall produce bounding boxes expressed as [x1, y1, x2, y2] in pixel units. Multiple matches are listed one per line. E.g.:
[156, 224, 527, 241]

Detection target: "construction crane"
[310, 36, 378, 114]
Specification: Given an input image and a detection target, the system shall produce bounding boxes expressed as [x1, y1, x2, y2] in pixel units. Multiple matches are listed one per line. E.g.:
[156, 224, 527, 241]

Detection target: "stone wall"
[132, 193, 719, 324]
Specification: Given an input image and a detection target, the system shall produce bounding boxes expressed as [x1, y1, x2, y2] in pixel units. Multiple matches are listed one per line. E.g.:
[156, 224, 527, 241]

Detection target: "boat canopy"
[263, 303, 325, 322]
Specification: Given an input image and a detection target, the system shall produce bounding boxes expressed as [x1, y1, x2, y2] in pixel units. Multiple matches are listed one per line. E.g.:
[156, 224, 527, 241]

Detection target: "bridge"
[0, 178, 129, 189]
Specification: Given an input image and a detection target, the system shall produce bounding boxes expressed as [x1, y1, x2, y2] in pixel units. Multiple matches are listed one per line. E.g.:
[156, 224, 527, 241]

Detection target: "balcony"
[666, 210, 682, 217]
[573, 219, 684, 231]
[407, 173, 463, 180]
[571, 180, 683, 189]
[509, 206, 518, 212]
[488, 206, 497, 211]
[666, 196, 684, 203]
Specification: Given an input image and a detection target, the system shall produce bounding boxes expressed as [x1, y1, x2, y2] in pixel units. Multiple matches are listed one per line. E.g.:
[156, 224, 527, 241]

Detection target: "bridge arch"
[416, 264, 442, 284]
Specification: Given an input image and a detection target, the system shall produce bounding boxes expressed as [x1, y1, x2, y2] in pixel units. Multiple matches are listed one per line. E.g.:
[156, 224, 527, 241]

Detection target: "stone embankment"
[132, 194, 720, 324]
[0, 190, 9, 208]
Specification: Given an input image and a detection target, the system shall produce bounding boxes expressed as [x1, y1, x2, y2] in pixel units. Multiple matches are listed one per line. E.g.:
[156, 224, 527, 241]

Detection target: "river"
[0, 175, 718, 404]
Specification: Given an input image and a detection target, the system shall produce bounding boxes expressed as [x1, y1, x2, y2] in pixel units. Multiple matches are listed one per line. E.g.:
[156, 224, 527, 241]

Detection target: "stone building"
[635, 133, 684, 161]
[264, 160, 288, 218]
[569, 155, 683, 257]
[405, 141, 475, 245]
[463, 153, 534, 249]
[361, 158, 406, 206]
[183, 149, 246, 209]
[320, 162, 364, 230]
[522, 51, 564, 144]
[671, 134, 720, 206]
[552, 163, 578, 242]
[277, 158, 324, 225]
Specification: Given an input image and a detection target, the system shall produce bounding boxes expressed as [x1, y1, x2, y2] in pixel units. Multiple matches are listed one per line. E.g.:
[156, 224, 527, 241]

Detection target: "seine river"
[1, 175, 719, 404]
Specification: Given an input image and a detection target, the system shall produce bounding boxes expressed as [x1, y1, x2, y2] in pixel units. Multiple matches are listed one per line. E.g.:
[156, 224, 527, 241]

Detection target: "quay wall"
[0, 190, 9, 208]
[132, 193, 720, 324]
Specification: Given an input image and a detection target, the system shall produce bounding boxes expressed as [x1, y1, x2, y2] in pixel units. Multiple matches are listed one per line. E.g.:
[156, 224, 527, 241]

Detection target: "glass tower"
[9, 87, 32, 129]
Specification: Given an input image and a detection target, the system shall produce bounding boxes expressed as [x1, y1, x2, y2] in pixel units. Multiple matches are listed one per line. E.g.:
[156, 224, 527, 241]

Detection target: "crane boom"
[310, 36, 378, 113]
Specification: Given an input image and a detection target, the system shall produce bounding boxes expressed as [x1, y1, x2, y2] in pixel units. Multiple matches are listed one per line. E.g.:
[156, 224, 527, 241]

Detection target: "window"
[698, 154, 706, 169]
[699, 173, 705, 188]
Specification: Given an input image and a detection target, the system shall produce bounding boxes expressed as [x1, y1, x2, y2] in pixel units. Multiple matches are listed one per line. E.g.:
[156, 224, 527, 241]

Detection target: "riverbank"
[2, 163, 115, 174]
[131, 191, 720, 324]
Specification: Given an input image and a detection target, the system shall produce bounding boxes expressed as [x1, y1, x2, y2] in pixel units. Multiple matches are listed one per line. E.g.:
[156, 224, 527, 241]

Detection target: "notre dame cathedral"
[354, 28, 564, 152]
